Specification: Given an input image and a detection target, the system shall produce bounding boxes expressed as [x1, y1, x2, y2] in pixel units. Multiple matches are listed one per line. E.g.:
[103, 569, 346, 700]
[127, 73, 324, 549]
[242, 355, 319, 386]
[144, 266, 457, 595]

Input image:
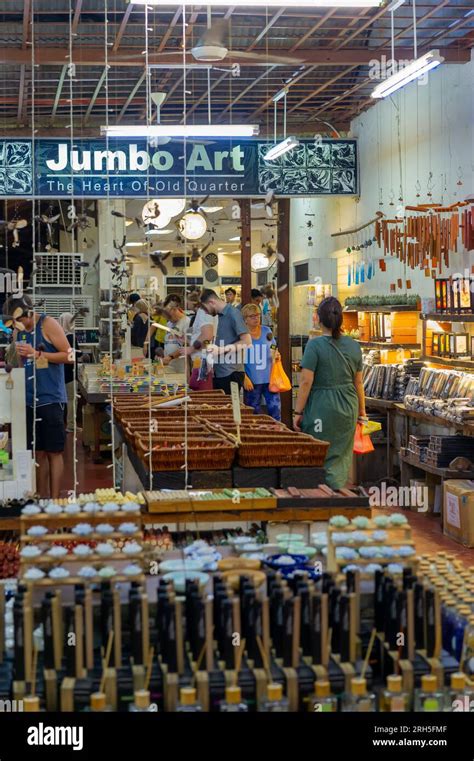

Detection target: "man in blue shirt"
[200, 289, 251, 395]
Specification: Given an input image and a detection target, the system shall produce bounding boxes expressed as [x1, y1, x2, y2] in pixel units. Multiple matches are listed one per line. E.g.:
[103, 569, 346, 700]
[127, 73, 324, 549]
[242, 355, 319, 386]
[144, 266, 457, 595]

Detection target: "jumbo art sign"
[0, 137, 358, 198]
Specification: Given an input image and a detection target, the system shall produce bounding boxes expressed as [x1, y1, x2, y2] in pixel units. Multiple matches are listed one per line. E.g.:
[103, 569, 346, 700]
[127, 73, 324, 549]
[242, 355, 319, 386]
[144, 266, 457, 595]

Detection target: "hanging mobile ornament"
[389, 190, 395, 207]
[426, 171, 434, 199]
[456, 166, 463, 186]
[347, 237, 352, 287]
[378, 187, 384, 208]
[415, 180, 421, 199]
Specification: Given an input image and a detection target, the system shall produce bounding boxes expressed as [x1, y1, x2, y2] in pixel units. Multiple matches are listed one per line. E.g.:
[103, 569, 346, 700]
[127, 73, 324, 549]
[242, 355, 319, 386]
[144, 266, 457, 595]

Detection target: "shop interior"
[0, 0, 473, 721]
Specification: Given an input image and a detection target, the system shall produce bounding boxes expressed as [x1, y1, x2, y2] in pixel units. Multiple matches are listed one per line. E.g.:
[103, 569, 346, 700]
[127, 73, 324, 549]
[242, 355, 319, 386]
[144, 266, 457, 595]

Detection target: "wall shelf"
[344, 305, 419, 313]
[421, 313, 474, 323]
[358, 340, 420, 349]
[420, 354, 474, 369]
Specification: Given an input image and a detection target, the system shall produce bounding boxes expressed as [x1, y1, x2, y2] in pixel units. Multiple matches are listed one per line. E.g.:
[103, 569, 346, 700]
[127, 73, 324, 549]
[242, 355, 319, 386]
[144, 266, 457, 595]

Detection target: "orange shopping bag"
[353, 422, 374, 454]
[269, 358, 291, 393]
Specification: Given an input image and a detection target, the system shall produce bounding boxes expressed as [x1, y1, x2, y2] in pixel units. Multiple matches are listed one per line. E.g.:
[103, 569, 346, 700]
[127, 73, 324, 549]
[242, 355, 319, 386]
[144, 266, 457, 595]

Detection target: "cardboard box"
[443, 480, 474, 547]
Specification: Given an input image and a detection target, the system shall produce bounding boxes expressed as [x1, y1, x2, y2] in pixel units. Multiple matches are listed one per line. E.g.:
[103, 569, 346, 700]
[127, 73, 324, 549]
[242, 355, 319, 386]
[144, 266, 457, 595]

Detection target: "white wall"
[289, 53, 474, 335]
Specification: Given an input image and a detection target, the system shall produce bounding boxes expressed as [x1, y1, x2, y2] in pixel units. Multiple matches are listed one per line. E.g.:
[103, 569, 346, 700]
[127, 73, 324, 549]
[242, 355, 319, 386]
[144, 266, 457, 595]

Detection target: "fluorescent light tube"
[386, 0, 405, 10]
[131, 0, 380, 6]
[101, 124, 259, 138]
[371, 49, 444, 98]
[264, 136, 300, 161]
[145, 228, 173, 235]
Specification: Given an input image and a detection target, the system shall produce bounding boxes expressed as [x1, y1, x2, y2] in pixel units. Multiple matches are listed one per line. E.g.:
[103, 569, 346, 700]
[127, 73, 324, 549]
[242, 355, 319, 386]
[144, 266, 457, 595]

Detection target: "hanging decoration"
[374, 198, 474, 276]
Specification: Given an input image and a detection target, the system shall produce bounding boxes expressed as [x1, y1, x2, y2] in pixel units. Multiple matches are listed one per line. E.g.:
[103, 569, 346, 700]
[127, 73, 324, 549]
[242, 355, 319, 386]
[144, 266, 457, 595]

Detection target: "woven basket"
[135, 435, 236, 471]
[237, 434, 329, 467]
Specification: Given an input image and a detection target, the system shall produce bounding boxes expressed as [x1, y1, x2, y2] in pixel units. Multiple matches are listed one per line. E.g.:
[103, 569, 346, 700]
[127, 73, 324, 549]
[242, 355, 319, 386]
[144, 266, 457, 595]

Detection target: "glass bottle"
[342, 677, 377, 712]
[463, 615, 474, 678]
[176, 687, 203, 713]
[380, 675, 410, 712]
[23, 696, 41, 712]
[310, 679, 338, 713]
[129, 689, 156, 712]
[452, 606, 470, 661]
[441, 598, 457, 653]
[219, 685, 248, 713]
[414, 675, 445, 712]
[89, 692, 113, 712]
[446, 672, 474, 712]
[259, 682, 289, 712]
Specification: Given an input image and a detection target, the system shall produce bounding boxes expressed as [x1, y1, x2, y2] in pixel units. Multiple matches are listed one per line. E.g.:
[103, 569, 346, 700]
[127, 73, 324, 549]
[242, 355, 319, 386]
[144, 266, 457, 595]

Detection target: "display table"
[78, 364, 185, 463]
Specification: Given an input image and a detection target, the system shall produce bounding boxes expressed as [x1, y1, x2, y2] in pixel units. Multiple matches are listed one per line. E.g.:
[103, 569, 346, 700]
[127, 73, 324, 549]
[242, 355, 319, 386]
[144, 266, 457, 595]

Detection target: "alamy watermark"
[369, 55, 430, 86]
[368, 483, 428, 512]
[0, 271, 23, 297]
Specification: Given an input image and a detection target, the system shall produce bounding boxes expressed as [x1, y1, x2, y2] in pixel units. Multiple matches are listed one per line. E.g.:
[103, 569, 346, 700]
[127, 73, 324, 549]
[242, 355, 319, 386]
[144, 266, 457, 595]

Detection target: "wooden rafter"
[112, 4, 133, 52]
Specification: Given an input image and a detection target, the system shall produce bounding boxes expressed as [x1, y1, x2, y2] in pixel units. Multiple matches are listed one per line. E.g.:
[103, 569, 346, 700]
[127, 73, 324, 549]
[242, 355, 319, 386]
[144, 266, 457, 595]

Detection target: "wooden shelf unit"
[343, 306, 420, 350]
[421, 312, 474, 367]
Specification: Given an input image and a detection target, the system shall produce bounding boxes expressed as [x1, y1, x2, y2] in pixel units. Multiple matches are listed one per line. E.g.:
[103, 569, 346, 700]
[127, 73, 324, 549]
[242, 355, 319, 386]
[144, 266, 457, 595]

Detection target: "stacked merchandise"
[363, 350, 381, 367]
[424, 435, 474, 468]
[5, 557, 474, 712]
[434, 276, 474, 314]
[363, 358, 425, 401]
[407, 435, 431, 463]
[404, 367, 474, 424]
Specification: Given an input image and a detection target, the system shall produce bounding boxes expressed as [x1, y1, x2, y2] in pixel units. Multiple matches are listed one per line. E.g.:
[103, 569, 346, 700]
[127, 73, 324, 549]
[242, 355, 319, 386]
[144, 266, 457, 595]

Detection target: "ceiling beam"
[219, 65, 278, 117]
[50, 64, 68, 124]
[18, 0, 32, 126]
[84, 68, 107, 124]
[72, 0, 83, 37]
[289, 9, 336, 52]
[3, 46, 467, 67]
[247, 8, 285, 51]
[117, 71, 146, 122]
[112, 4, 134, 52]
[287, 0, 452, 116]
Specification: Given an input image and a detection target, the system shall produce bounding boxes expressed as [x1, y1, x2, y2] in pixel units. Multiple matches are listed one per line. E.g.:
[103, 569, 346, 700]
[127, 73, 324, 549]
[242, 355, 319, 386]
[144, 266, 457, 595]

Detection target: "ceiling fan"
[191, 19, 303, 66]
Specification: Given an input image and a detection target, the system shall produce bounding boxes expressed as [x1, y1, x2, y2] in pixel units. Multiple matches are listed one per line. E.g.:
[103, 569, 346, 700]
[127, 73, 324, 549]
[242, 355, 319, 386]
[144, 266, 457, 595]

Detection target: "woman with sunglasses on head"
[293, 296, 367, 490]
[241, 302, 281, 421]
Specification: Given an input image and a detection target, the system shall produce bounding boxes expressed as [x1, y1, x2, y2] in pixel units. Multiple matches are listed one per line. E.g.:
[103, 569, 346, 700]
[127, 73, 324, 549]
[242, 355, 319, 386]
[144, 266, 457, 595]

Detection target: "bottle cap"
[134, 689, 151, 709]
[225, 686, 242, 704]
[351, 677, 367, 696]
[421, 675, 437, 691]
[387, 675, 402, 692]
[180, 687, 197, 705]
[451, 672, 466, 690]
[267, 683, 283, 701]
[90, 692, 107, 711]
[315, 680, 330, 698]
[23, 696, 40, 712]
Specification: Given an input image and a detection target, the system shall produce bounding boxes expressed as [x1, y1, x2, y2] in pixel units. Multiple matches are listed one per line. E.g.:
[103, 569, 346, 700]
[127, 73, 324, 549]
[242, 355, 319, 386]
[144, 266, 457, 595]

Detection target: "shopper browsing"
[241, 303, 281, 420]
[3, 295, 72, 499]
[130, 299, 150, 358]
[224, 287, 237, 306]
[293, 296, 367, 489]
[200, 289, 251, 394]
[161, 294, 190, 373]
[184, 300, 217, 390]
[58, 312, 82, 433]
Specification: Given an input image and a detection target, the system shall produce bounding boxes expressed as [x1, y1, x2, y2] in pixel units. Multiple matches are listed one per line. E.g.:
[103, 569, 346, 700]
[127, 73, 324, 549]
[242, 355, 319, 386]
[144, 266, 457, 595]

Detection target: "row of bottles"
[83, 673, 471, 713]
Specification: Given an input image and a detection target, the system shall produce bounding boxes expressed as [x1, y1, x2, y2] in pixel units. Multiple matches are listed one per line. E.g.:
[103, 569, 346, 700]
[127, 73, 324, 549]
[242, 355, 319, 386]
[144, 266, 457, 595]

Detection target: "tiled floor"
[64, 437, 474, 567]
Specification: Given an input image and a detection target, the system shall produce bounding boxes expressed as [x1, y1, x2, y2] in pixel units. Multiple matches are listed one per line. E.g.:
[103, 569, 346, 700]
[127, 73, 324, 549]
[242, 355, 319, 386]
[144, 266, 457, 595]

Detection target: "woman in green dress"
[293, 297, 367, 490]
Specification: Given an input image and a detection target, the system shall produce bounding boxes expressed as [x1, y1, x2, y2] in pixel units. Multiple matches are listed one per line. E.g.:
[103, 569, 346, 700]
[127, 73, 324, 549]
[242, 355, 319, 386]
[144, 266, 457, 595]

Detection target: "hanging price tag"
[230, 382, 241, 426]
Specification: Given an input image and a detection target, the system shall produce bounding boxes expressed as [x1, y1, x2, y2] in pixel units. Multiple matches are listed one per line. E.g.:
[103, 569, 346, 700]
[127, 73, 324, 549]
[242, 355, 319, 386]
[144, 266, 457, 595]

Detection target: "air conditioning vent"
[33, 295, 94, 326]
[34, 253, 84, 288]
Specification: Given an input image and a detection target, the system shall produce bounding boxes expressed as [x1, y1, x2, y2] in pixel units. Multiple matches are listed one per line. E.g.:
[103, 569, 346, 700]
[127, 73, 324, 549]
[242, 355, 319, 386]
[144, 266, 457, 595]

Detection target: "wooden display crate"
[144, 489, 277, 514]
